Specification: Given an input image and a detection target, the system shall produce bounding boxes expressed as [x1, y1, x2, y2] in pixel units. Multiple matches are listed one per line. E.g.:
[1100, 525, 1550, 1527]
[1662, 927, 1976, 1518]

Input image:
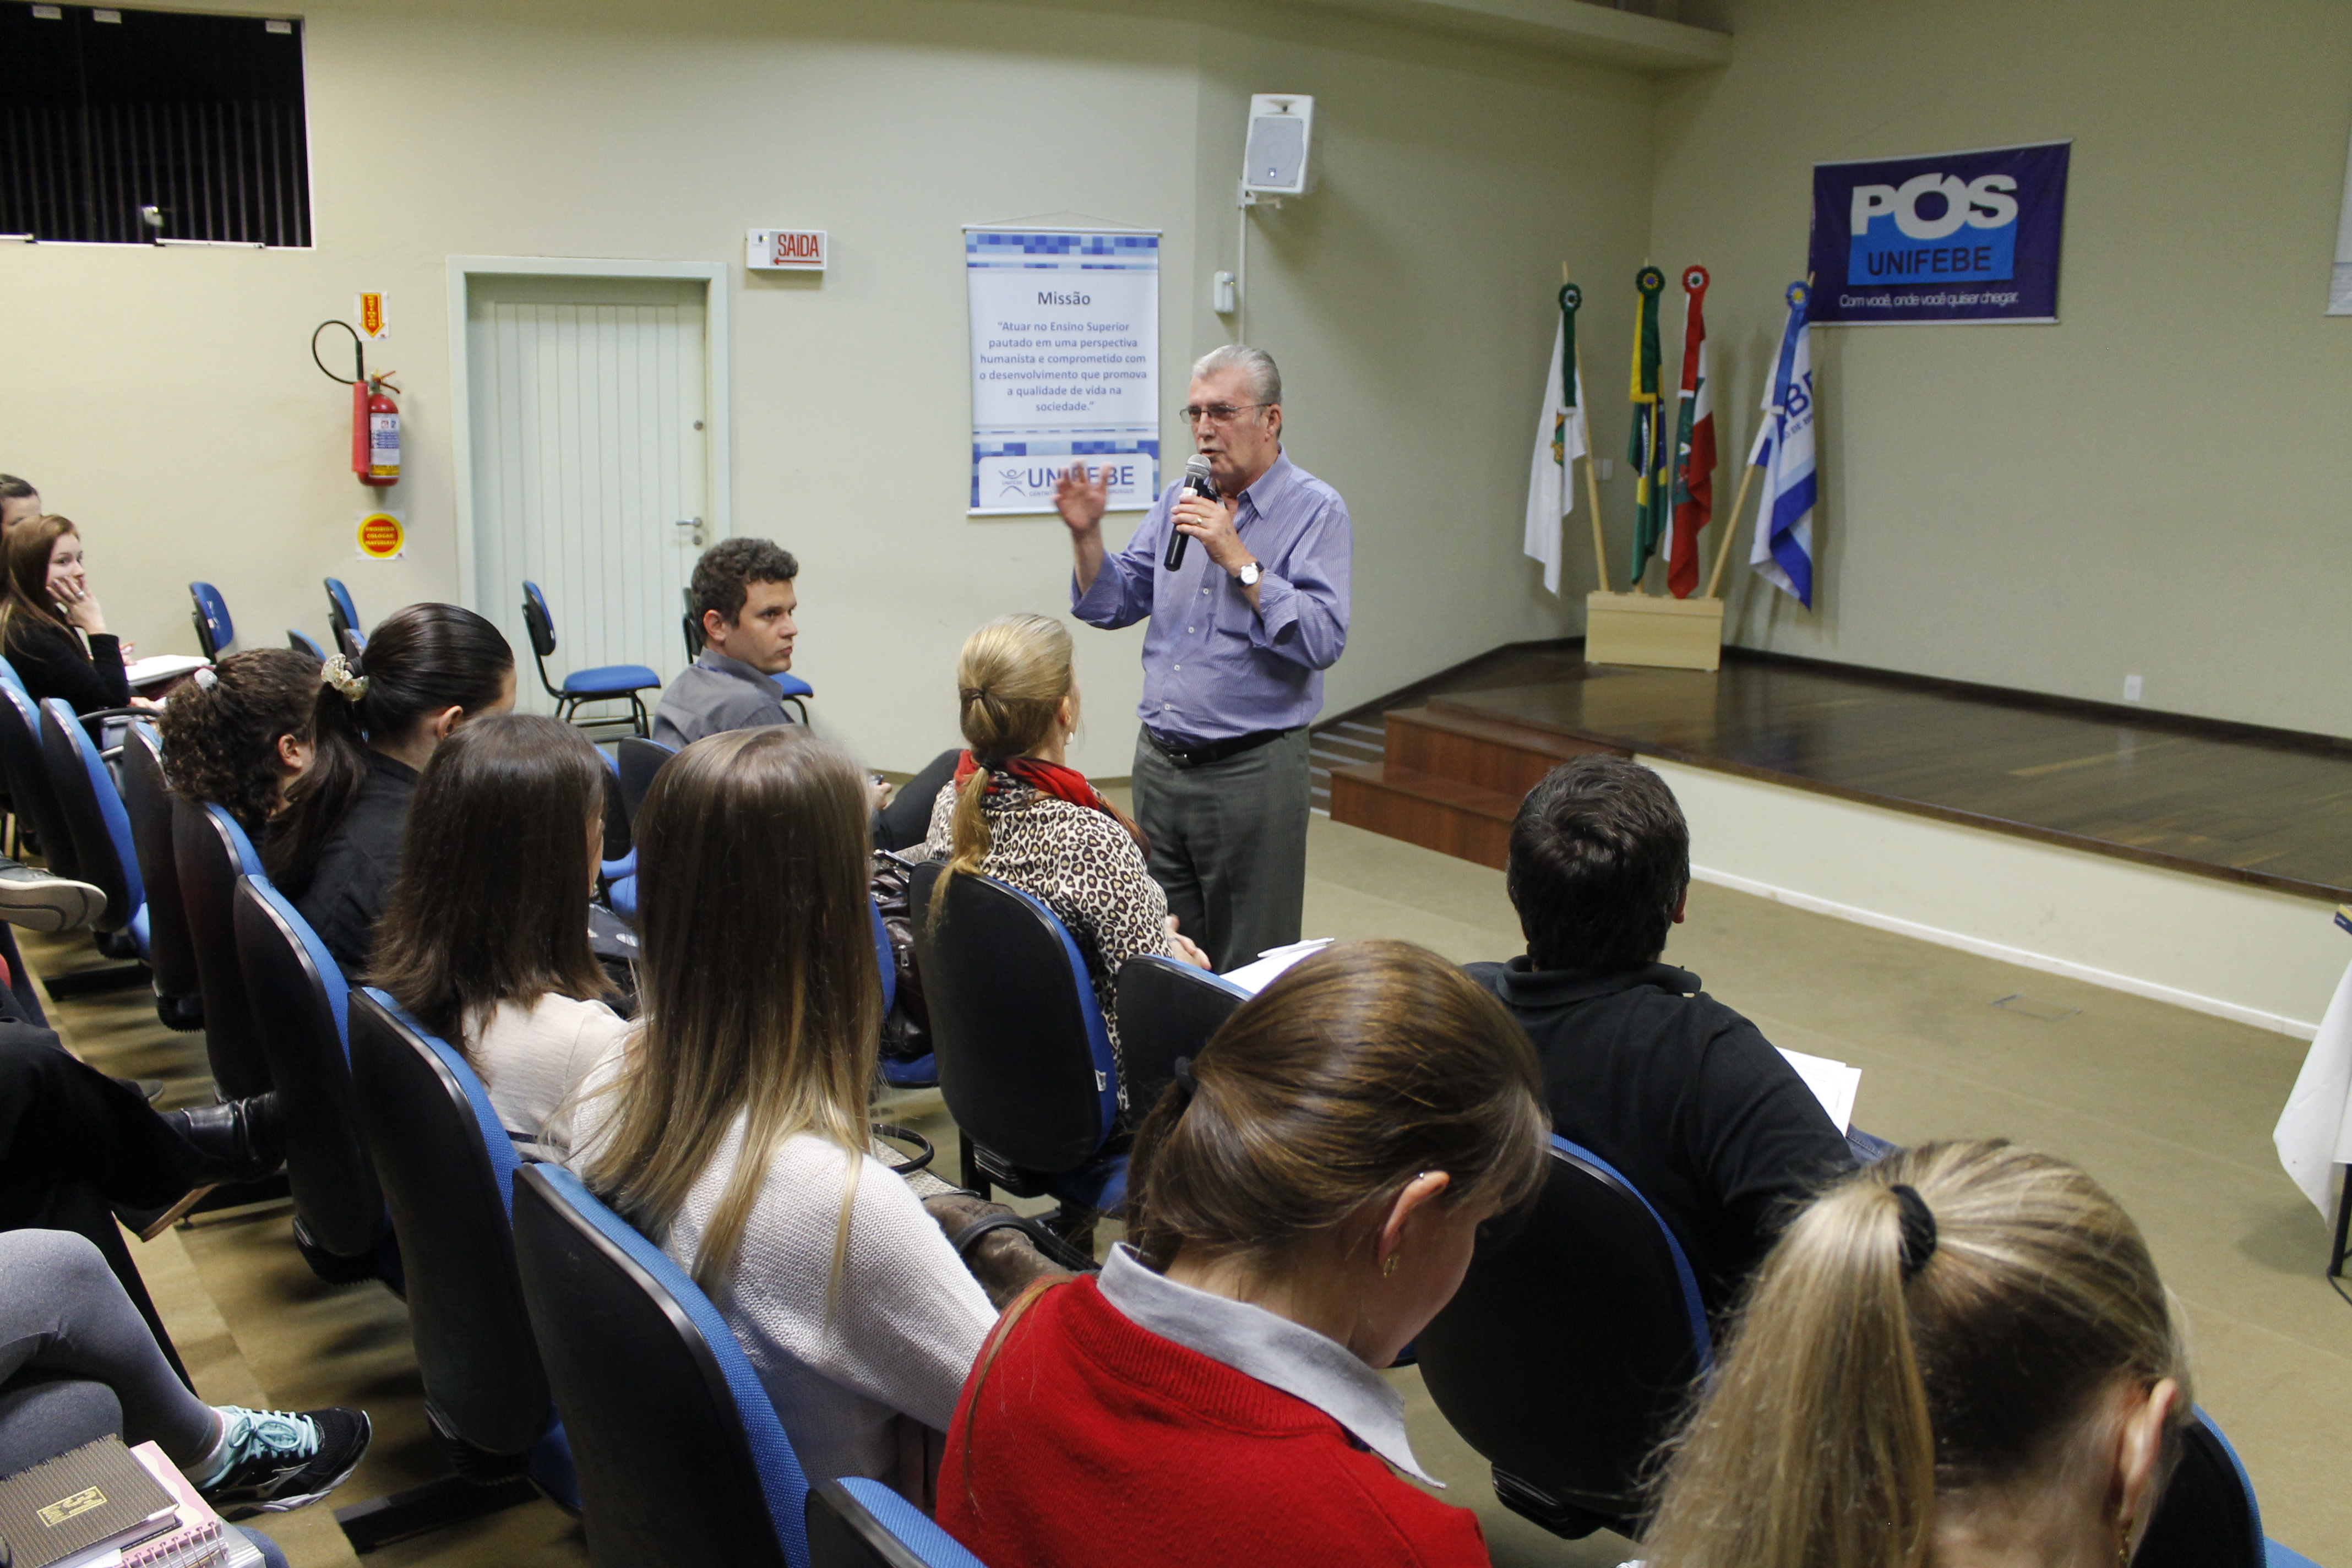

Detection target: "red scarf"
[955, 750, 1150, 857]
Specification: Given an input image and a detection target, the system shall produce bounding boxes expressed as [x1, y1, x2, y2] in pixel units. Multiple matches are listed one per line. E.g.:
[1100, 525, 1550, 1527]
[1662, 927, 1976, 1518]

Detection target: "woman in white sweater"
[572, 727, 1006, 1500]
[370, 713, 630, 1158]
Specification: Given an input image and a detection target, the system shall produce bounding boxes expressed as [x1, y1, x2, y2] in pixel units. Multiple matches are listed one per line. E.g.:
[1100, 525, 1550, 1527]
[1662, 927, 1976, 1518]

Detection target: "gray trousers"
[1131, 726, 1312, 974]
[0, 1229, 217, 1477]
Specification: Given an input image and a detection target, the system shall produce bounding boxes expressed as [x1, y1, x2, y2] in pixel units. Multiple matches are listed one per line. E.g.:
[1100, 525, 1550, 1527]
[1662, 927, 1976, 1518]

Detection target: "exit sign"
[747, 229, 826, 271]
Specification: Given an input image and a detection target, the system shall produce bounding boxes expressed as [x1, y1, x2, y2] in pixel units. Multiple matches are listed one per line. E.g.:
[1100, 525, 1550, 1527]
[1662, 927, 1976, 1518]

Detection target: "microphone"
[1164, 455, 1219, 571]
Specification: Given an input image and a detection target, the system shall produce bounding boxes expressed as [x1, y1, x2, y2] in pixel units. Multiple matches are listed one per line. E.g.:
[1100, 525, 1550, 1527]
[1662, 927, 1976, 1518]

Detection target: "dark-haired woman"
[265, 603, 514, 975]
[939, 939, 1549, 1568]
[159, 649, 320, 836]
[372, 714, 626, 1158]
[0, 516, 155, 717]
[575, 727, 1061, 1502]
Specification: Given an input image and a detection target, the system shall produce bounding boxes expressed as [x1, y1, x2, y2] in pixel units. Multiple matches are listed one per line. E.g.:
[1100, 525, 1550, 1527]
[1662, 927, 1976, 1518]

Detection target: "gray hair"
[1190, 345, 1281, 408]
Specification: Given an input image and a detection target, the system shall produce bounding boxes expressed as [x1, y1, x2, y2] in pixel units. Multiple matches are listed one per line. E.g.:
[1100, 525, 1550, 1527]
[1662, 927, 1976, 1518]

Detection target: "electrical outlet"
[2122, 674, 2143, 703]
[1598, 458, 1615, 481]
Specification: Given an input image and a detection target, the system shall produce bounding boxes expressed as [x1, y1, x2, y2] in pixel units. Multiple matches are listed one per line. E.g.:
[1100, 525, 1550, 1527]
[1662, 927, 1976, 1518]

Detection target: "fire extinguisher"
[312, 320, 401, 487]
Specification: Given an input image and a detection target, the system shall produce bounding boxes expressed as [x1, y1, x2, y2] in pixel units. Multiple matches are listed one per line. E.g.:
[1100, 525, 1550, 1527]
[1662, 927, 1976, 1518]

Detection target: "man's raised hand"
[1053, 461, 1109, 536]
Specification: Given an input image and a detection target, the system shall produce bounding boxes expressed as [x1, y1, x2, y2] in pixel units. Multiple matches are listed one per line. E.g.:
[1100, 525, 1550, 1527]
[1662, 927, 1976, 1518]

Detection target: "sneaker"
[0, 858, 105, 932]
[198, 1405, 372, 1519]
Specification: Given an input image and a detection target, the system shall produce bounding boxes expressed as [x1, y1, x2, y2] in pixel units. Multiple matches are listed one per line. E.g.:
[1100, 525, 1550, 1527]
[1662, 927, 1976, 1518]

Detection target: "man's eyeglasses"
[1178, 402, 1270, 427]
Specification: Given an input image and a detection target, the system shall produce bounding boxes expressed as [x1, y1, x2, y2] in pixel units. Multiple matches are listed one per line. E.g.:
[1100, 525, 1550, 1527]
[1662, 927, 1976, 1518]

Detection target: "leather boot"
[164, 1093, 284, 1185]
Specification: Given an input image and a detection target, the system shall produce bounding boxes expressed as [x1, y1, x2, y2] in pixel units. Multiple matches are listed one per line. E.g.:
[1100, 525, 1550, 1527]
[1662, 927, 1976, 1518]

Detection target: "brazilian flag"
[1627, 266, 1669, 587]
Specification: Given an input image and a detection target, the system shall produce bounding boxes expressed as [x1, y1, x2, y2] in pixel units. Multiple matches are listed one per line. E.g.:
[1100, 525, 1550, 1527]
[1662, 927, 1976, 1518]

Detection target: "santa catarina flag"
[1626, 266, 1669, 585]
[1668, 265, 1715, 598]
[1748, 281, 1817, 607]
[1522, 282, 1590, 596]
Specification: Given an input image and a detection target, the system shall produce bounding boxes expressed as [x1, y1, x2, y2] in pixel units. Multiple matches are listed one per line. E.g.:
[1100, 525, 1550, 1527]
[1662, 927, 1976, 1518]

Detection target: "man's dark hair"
[0, 476, 34, 503]
[691, 537, 798, 635]
[1505, 754, 1690, 971]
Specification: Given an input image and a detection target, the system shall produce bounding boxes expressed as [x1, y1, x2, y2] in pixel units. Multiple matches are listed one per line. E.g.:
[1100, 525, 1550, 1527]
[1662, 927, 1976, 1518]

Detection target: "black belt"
[1144, 725, 1294, 770]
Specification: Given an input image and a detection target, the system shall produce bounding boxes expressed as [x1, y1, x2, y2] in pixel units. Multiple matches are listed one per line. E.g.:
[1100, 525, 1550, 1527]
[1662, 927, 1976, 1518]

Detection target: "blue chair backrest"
[511, 1164, 809, 1568]
[0, 681, 73, 879]
[189, 582, 233, 659]
[2137, 1407, 2280, 1568]
[347, 989, 560, 1463]
[614, 737, 675, 827]
[122, 723, 200, 1015]
[287, 628, 328, 661]
[772, 672, 813, 700]
[805, 1478, 987, 1568]
[232, 874, 382, 1260]
[1413, 1134, 1712, 1540]
[0, 656, 23, 693]
[907, 861, 1117, 1174]
[1114, 954, 1250, 1115]
[325, 578, 364, 655]
[171, 801, 271, 1097]
[522, 581, 558, 660]
[39, 696, 141, 933]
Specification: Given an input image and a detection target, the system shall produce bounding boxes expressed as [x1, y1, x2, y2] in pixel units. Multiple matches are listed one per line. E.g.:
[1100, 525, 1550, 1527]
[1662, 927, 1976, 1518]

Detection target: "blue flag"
[1747, 283, 1817, 607]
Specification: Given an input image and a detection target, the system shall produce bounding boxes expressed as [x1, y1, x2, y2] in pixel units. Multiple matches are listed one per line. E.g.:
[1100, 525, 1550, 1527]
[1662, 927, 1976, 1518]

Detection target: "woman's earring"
[1381, 1253, 1398, 1278]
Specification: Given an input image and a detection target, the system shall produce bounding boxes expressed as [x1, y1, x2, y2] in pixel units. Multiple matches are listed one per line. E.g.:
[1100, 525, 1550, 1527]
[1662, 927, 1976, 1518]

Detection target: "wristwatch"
[1234, 560, 1262, 587]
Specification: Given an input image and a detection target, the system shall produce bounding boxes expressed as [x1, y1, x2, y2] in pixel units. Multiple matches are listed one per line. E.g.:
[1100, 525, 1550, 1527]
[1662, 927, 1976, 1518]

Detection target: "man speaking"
[1058, 344, 1352, 972]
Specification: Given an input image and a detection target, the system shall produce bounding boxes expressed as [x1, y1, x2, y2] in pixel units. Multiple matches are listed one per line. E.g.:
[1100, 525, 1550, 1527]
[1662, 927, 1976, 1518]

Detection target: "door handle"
[676, 518, 706, 547]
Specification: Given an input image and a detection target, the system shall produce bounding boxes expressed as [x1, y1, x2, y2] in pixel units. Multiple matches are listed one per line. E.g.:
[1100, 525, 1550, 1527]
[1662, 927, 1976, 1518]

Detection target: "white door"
[465, 275, 715, 712]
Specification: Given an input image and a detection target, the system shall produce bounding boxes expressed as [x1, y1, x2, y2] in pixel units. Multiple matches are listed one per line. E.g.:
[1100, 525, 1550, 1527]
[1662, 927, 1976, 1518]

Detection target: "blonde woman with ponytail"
[1644, 1140, 2191, 1568]
[923, 613, 1210, 1109]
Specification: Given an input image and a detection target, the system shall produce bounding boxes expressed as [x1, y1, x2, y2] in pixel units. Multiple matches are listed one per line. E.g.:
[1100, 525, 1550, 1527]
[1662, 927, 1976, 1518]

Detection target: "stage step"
[1382, 705, 1624, 797]
[1327, 762, 1523, 869]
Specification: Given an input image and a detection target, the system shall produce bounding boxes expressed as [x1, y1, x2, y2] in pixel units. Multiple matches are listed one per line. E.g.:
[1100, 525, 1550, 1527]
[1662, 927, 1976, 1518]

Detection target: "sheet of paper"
[1777, 1046, 1861, 1134]
[126, 654, 209, 689]
[1220, 937, 1335, 997]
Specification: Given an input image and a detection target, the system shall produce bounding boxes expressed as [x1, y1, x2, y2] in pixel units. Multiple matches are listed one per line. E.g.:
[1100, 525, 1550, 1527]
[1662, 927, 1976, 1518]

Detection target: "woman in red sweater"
[939, 939, 1548, 1568]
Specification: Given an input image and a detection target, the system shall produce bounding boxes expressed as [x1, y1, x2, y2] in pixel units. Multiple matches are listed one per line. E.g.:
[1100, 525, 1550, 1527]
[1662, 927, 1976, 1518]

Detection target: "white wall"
[1652, 0, 2352, 737]
[0, 0, 1658, 774]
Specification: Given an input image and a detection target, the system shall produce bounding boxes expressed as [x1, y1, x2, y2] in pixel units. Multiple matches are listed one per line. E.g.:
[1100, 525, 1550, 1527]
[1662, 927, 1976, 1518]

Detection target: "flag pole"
[1703, 461, 1761, 600]
[1566, 262, 1609, 591]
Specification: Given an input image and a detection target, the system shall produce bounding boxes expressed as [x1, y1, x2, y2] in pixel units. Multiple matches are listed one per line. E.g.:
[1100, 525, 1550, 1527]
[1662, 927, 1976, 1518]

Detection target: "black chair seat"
[121, 725, 202, 1030]
[172, 799, 271, 1098]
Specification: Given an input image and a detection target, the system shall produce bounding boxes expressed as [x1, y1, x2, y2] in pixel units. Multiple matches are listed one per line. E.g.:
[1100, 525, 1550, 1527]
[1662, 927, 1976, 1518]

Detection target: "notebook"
[0, 1438, 177, 1568]
[119, 1440, 262, 1568]
[125, 655, 210, 691]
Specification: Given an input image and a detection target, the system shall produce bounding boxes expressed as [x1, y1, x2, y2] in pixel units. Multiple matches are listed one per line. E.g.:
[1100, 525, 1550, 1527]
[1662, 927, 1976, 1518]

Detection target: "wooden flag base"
[1584, 590, 1724, 672]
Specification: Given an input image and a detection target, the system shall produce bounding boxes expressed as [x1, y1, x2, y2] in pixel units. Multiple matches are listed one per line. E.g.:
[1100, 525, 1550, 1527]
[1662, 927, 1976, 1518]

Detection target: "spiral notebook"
[0, 1436, 177, 1568]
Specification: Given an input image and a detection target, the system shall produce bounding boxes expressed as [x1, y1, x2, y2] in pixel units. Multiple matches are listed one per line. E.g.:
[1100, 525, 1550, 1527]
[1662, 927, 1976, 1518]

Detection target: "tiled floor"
[35, 802, 2349, 1568]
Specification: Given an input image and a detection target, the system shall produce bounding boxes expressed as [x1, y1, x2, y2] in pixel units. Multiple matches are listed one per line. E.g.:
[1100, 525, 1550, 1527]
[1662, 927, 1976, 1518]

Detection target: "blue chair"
[120, 723, 203, 1031]
[907, 862, 1124, 1244]
[1115, 954, 1249, 1115]
[614, 737, 674, 829]
[172, 801, 273, 1097]
[36, 698, 145, 948]
[232, 875, 393, 1284]
[805, 1478, 987, 1568]
[512, 1163, 812, 1568]
[287, 628, 328, 661]
[189, 582, 234, 660]
[1414, 1135, 1712, 1540]
[771, 672, 812, 726]
[325, 578, 365, 658]
[522, 582, 661, 740]
[340, 989, 578, 1550]
[871, 901, 933, 1090]
[2138, 1407, 2321, 1568]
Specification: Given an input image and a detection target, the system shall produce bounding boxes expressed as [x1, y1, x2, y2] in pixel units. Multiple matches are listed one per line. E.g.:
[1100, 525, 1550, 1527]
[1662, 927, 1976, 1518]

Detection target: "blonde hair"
[931, 613, 1074, 921]
[585, 727, 880, 1295]
[1643, 1140, 2192, 1568]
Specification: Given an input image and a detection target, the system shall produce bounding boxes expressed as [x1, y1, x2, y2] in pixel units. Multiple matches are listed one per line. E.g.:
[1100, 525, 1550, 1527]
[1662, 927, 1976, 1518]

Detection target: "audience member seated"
[0, 1229, 369, 1516]
[264, 604, 514, 975]
[158, 648, 321, 837]
[0, 515, 156, 717]
[651, 536, 955, 850]
[1642, 1140, 2188, 1568]
[0, 475, 39, 537]
[574, 726, 1065, 1502]
[1467, 754, 1854, 1319]
[923, 613, 1210, 1113]
[372, 714, 628, 1159]
[939, 939, 1548, 1568]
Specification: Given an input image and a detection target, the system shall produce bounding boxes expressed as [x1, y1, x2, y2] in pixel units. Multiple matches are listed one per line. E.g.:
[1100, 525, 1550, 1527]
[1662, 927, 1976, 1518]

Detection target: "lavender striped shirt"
[1071, 451, 1352, 745]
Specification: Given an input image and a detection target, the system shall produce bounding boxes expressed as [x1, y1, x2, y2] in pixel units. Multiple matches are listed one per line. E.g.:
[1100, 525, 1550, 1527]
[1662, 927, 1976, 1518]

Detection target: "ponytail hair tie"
[1891, 1184, 1937, 1281]
[322, 654, 369, 702]
[190, 665, 217, 691]
[1170, 1057, 1199, 1112]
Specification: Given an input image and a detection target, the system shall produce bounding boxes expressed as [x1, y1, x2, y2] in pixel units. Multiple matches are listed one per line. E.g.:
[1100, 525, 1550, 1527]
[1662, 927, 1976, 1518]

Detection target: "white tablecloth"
[2273, 951, 2352, 1218]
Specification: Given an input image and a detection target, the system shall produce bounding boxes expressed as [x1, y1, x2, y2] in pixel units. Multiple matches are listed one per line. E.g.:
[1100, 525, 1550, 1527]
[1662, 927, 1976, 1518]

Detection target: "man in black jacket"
[1467, 754, 1857, 1319]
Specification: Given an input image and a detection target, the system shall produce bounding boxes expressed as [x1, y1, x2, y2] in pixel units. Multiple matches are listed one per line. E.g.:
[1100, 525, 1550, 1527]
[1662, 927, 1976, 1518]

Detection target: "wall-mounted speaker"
[1243, 95, 1314, 197]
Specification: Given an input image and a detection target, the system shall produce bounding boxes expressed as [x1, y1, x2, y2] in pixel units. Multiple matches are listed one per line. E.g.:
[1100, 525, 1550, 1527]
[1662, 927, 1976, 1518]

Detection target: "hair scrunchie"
[1170, 1056, 1199, 1113]
[1891, 1183, 1938, 1281]
[190, 665, 217, 691]
[322, 653, 369, 702]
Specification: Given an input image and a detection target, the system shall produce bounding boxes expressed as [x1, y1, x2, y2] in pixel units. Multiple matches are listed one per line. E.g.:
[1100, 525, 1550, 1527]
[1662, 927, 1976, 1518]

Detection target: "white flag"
[1748, 290, 1817, 607]
[1523, 318, 1590, 596]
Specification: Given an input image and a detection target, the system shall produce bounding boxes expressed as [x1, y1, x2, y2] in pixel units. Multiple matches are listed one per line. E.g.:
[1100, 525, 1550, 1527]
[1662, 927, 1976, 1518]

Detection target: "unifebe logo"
[1848, 171, 2019, 285]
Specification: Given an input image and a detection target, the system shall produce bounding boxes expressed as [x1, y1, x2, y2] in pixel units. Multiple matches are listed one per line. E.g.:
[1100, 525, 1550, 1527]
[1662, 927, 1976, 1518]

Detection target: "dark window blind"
[0, 3, 309, 247]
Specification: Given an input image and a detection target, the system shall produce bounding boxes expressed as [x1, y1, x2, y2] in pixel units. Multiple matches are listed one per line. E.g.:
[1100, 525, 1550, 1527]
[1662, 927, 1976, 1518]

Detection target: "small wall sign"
[356, 510, 405, 560]
[747, 230, 826, 271]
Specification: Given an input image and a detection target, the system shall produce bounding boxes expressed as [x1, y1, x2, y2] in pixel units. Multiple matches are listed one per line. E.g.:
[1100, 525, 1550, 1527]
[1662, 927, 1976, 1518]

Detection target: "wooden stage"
[1325, 651, 2352, 902]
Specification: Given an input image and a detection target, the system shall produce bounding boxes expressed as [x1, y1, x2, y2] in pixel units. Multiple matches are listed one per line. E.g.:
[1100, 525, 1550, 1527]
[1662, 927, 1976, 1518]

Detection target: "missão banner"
[1806, 141, 2070, 325]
